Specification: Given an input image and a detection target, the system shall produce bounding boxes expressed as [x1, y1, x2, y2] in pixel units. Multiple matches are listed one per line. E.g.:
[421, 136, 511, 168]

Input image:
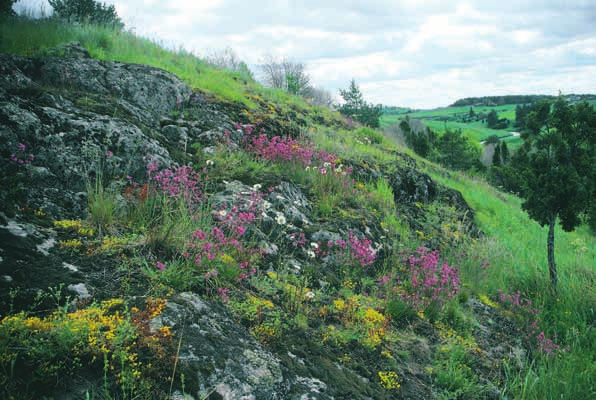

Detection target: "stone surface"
[153, 292, 290, 400]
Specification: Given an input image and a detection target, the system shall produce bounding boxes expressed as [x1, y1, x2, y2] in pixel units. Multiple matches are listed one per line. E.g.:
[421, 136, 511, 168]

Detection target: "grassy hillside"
[2, 16, 596, 399]
[0, 16, 345, 131]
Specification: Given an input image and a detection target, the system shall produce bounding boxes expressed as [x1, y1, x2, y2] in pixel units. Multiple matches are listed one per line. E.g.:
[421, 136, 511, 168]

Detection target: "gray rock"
[153, 293, 290, 399]
[67, 283, 91, 300]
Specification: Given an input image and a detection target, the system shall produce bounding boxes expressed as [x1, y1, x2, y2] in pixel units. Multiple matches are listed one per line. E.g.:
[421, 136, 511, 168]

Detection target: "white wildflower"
[305, 291, 315, 299]
[252, 184, 262, 191]
[218, 210, 227, 217]
[275, 213, 286, 225]
[206, 159, 214, 166]
[263, 201, 271, 209]
[307, 250, 316, 258]
[323, 162, 331, 168]
[310, 242, 319, 249]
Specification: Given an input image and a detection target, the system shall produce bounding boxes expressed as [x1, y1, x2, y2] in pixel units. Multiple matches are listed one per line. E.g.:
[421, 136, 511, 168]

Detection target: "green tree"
[338, 79, 382, 128]
[515, 104, 532, 129]
[492, 142, 501, 166]
[519, 97, 596, 290]
[400, 119, 435, 158]
[49, 0, 123, 28]
[436, 128, 482, 171]
[485, 134, 500, 145]
[0, 0, 15, 18]
[500, 141, 509, 164]
[468, 107, 476, 121]
[486, 109, 498, 128]
[589, 202, 596, 234]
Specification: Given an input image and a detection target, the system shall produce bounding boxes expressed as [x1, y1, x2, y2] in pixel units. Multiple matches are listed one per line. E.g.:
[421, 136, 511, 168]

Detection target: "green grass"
[428, 169, 596, 399]
[380, 104, 519, 145]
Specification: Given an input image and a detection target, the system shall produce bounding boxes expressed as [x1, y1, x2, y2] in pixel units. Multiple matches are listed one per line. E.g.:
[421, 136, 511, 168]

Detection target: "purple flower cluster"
[239, 123, 314, 165]
[386, 247, 460, 311]
[536, 331, 562, 355]
[336, 231, 376, 268]
[495, 290, 567, 356]
[290, 230, 376, 273]
[195, 198, 264, 282]
[146, 159, 204, 208]
[237, 123, 346, 171]
[9, 143, 35, 167]
[158, 189, 265, 291]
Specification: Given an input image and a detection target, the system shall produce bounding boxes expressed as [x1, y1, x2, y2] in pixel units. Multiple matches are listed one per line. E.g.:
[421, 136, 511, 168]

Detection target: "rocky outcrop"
[153, 293, 290, 400]
[389, 165, 481, 238]
[0, 44, 484, 399]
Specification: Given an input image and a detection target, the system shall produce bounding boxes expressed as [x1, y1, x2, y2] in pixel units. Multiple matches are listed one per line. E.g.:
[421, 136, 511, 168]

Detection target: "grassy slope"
[428, 169, 596, 399]
[0, 17, 343, 129]
[2, 17, 596, 399]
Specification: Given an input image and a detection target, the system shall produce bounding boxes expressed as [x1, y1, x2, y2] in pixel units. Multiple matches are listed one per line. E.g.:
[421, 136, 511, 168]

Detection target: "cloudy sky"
[15, 0, 596, 109]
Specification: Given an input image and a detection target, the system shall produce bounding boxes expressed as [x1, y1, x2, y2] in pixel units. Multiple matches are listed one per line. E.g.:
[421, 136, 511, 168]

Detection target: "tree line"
[451, 94, 596, 107]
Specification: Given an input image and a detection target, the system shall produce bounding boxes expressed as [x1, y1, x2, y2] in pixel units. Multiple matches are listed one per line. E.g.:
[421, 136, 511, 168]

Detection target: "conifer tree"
[338, 79, 382, 128]
[519, 97, 596, 291]
[492, 142, 501, 165]
[500, 141, 509, 164]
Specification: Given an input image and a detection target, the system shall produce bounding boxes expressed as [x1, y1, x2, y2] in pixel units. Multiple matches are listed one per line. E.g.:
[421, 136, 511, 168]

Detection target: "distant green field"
[381, 104, 519, 144]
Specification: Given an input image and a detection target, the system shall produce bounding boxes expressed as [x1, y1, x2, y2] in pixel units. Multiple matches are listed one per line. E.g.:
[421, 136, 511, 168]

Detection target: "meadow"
[382, 104, 522, 146]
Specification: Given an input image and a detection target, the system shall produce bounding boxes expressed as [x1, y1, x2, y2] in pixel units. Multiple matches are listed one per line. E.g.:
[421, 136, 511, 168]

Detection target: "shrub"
[48, 0, 123, 28]
[354, 127, 385, 145]
[0, 0, 15, 18]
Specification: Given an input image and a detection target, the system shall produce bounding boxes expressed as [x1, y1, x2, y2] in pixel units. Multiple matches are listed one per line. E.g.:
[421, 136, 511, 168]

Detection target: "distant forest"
[450, 94, 596, 107]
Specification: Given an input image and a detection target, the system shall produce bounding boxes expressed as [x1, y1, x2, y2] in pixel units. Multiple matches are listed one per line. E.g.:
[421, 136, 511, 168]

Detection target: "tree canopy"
[49, 0, 123, 28]
[0, 0, 15, 18]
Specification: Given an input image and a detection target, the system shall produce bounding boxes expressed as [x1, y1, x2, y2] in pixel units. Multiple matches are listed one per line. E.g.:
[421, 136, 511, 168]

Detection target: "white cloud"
[511, 30, 541, 45]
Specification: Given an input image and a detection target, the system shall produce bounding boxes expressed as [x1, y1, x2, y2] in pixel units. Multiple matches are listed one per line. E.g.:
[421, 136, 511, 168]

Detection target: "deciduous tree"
[259, 56, 311, 96]
[436, 128, 482, 171]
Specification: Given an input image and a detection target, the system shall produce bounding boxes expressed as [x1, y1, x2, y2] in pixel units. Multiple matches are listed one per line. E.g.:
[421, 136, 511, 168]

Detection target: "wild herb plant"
[378, 247, 460, 314]
[494, 290, 567, 356]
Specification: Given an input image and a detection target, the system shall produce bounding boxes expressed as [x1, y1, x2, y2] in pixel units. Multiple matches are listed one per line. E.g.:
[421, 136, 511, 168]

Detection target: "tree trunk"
[547, 212, 558, 292]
